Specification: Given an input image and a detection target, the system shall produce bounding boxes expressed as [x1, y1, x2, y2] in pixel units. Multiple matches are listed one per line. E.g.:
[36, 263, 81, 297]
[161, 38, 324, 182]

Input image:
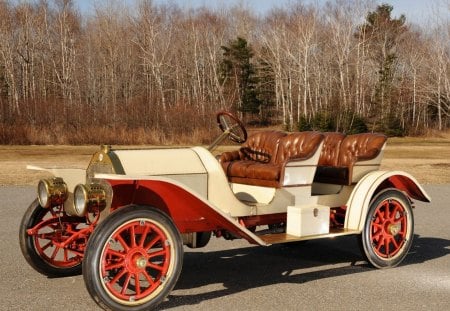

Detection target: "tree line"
[0, 0, 449, 144]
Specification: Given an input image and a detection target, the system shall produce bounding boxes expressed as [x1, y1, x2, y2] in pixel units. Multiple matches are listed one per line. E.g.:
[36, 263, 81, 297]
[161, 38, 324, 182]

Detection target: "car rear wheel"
[83, 205, 183, 311]
[360, 189, 414, 268]
[19, 199, 84, 277]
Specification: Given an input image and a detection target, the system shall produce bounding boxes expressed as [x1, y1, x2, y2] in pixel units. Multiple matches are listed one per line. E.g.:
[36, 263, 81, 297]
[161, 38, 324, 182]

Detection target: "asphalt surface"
[1, 185, 449, 311]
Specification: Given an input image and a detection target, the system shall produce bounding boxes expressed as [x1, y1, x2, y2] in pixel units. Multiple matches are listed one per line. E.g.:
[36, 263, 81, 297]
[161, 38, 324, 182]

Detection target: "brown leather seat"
[220, 131, 323, 187]
[220, 130, 286, 187]
[276, 131, 324, 164]
[314, 133, 387, 185]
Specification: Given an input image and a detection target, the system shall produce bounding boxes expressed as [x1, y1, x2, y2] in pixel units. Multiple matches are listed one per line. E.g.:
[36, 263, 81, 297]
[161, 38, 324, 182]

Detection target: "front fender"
[345, 170, 431, 231]
[96, 174, 268, 246]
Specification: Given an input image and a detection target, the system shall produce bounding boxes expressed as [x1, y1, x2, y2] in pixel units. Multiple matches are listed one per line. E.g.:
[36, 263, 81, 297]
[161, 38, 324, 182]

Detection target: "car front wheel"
[83, 205, 183, 311]
[19, 199, 84, 277]
[360, 189, 414, 268]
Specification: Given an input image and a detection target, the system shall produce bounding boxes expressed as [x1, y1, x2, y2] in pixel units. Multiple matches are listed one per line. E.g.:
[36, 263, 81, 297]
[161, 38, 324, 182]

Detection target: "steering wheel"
[216, 111, 247, 144]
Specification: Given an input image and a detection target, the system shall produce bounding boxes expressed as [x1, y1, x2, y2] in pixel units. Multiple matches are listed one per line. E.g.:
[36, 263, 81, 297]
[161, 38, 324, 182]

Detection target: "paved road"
[1, 185, 449, 311]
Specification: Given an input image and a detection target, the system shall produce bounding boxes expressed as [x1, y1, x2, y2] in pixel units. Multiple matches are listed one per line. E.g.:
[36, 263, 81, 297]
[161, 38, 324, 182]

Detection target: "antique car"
[19, 111, 431, 310]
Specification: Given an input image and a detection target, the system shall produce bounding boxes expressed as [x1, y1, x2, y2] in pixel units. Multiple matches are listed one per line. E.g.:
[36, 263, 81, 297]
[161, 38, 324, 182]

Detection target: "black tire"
[83, 205, 183, 311]
[19, 199, 83, 277]
[186, 231, 211, 249]
[360, 189, 414, 268]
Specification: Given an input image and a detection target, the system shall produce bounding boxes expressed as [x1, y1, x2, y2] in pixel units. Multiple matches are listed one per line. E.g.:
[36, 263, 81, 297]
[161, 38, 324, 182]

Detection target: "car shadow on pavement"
[157, 234, 450, 310]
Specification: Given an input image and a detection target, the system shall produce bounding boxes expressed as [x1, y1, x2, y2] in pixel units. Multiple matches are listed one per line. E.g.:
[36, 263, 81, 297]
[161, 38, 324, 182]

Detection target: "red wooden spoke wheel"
[83, 206, 183, 311]
[102, 220, 171, 301]
[360, 189, 414, 268]
[19, 199, 85, 277]
[370, 199, 407, 258]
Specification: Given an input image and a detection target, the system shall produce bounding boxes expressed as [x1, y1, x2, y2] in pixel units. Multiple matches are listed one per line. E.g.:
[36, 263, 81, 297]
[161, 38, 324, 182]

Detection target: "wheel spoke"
[384, 237, 391, 257]
[375, 209, 384, 222]
[110, 268, 126, 286]
[383, 202, 390, 219]
[142, 269, 155, 285]
[391, 204, 402, 221]
[106, 249, 126, 259]
[115, 233, 130, 251]
[40, 240, 53, 251]
[220, 115, 230, 130]
[121, 273, 132, 295]
[144, 235, 161, 251]
[129, 225, 137, 248]
[50, 245, 60, 260]
[390, 236, 399, 250]
[138, 225, 150, 247]
[148, 249, 167, 259]
[105, 260, 126, 271]
[63, 248, 69, 262]
[372, 230, 382, 242]
[147, 262, 164, 272]
[38, 232, 57, 240]
[134, 273, 141, 296]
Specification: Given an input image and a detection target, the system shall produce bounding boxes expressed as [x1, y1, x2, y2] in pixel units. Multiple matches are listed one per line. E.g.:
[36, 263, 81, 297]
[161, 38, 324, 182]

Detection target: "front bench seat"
[220, 131, 323, 187]
[220, 130, 287, 187]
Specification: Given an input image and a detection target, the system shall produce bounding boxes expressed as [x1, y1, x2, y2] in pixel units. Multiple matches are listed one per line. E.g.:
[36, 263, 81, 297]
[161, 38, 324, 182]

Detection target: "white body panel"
[283, 141, 323, 186]
[351, 147, 385, 183]
[113, 149, 206, 175]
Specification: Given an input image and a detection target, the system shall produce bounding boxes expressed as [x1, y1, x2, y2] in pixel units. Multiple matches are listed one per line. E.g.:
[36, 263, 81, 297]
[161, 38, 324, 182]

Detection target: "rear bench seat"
[313, 133, 387, 185]
[219, 130, 324, 187]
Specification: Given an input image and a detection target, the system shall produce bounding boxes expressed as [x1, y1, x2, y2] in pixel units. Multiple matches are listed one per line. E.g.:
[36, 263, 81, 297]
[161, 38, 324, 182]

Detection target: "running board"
[258, 229, 360, 245]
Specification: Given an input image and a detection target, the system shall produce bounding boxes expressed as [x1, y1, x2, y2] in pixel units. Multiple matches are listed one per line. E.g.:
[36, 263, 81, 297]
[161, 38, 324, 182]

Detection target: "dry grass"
[381, 135, 450, 184]
[1, 135, 449, 186]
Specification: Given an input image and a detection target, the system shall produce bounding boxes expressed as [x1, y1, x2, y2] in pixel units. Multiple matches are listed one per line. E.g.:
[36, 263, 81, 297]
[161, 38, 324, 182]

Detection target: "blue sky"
[75, 0, 446, 25]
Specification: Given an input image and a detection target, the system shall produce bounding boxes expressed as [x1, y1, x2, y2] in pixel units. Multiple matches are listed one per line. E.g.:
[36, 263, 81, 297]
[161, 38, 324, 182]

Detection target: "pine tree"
[220, 37, 261, 116]
[357, 4, 407, 130]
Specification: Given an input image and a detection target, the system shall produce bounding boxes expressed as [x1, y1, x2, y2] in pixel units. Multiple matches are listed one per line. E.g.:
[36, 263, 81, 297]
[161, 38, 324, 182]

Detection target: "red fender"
[105, 177, 267, 245]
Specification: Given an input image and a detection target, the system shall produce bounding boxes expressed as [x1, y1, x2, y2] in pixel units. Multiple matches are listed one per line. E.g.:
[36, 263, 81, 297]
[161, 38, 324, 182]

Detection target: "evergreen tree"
[357, 4, 407, 130]
[220, 37, 261, 116]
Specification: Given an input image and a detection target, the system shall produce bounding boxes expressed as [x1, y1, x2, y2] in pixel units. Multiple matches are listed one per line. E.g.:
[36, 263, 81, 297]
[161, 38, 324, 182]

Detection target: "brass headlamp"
[67, 183, 107, 217]
[37, 178, 68, 208]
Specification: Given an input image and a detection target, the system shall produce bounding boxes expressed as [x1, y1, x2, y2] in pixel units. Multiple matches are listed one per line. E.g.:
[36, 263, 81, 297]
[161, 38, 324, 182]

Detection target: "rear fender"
[97, 174, 268, 246]
[345, 170, 431, 231]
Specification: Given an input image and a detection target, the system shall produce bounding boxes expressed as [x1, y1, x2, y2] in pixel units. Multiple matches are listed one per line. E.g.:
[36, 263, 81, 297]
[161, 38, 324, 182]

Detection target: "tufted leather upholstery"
[276, 132, 324, 164]
[338, 133, 387, 167]
[220, 131, 324, 187]
[317, 132, 346, 166]
[314, 133, 387, 185]
[219, 131, 286, 187]
[240, 130, 287, 163]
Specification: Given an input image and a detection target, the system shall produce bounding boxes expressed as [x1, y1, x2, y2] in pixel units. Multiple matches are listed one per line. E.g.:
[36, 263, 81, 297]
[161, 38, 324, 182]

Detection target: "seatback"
[241, 130, 286, 163]
[275, 131, 324, 164]
[338, 133, 387, 167]
[317, 132, 346, 166]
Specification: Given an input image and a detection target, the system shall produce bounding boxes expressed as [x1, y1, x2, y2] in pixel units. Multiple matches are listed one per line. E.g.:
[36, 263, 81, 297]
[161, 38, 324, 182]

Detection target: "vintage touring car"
[19, 112, 430, 310]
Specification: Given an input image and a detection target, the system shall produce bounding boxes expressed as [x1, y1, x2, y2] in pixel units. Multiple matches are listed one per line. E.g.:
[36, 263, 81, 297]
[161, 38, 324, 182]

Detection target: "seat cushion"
[246, 163, 281, 181]
[227, 160, 281, 181]
[226, 160, 255, 178]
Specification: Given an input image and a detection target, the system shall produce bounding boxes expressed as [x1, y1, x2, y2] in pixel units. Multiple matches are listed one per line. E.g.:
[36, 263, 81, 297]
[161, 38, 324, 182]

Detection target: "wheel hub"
[388, 222, 401, 236]
[125, 249, 148, 273]
[135, 256, 147, 269]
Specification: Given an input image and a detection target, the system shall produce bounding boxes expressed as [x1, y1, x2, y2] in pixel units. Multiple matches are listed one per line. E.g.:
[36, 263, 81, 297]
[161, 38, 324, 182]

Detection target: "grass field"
[1, 135, 449, 186]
